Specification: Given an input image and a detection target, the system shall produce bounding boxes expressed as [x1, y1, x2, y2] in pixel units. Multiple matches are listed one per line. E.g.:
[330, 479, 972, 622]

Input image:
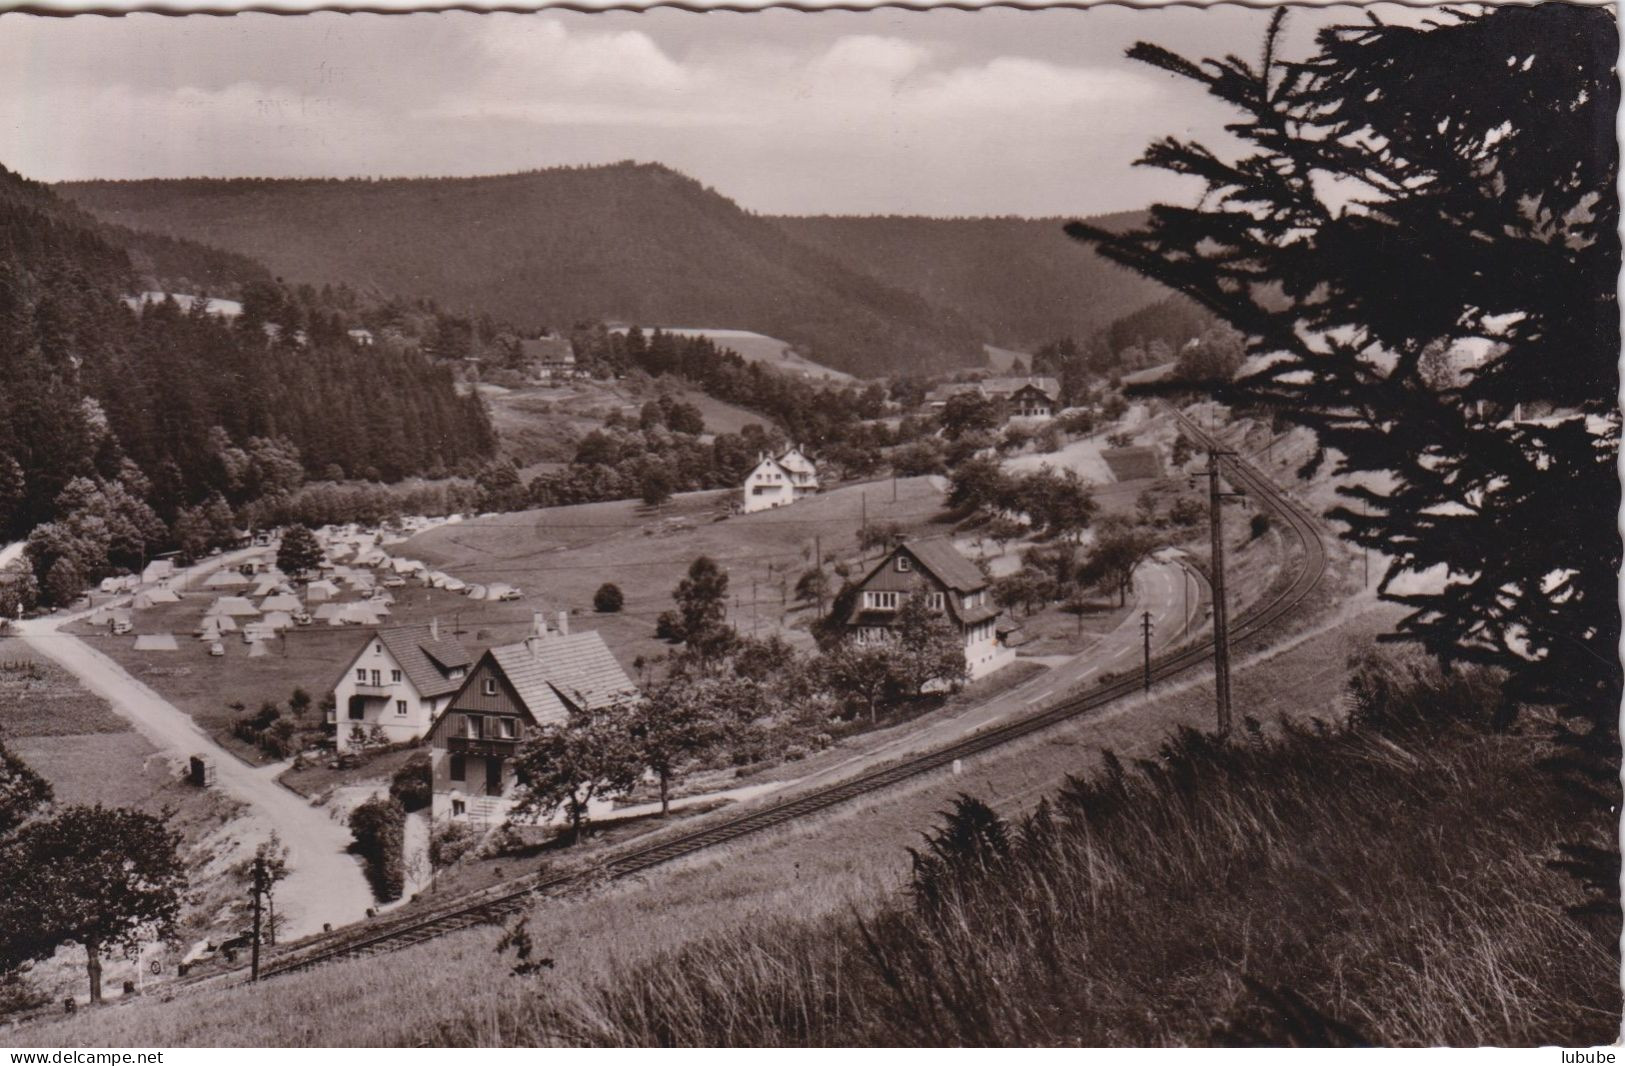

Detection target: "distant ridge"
[58, 162, 1176, 376]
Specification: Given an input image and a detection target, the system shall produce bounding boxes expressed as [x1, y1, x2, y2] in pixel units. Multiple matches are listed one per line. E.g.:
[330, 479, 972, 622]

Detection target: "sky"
[0, 4, 1425, 217]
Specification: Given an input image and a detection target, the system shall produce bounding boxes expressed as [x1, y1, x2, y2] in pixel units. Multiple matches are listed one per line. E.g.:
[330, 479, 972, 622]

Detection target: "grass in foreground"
[436, 650, 1619, 1047]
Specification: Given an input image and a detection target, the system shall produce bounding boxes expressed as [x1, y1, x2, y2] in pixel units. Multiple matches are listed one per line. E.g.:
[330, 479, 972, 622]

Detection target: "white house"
[741, 446, 820, 514]
[330, 620, 473, 751]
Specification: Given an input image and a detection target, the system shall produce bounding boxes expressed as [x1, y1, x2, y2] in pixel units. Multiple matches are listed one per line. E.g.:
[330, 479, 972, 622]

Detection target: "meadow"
[8, 597, 1410, 1047]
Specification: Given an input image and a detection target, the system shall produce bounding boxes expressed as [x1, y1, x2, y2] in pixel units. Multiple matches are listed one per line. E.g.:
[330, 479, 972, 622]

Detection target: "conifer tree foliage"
[1068, 6, 1620, 729]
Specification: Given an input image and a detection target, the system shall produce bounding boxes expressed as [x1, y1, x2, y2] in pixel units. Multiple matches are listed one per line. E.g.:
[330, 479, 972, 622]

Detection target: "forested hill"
[59, 163, 991, 376]
[768, 213, 1171, 354]
[57, 163, 1179, 375]
[0, 162, 493, 557]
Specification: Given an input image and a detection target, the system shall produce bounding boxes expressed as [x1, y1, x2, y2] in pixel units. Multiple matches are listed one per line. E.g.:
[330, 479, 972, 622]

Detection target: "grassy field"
[0, 638, 247, 1012]
[402, 476, 956, 669]
[481, 377, 771, 468]
[10, 593, 1416, 1047]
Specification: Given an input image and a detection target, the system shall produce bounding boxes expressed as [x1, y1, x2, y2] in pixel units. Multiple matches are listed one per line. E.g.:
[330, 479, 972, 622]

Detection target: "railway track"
[223, 411, 1329, 983]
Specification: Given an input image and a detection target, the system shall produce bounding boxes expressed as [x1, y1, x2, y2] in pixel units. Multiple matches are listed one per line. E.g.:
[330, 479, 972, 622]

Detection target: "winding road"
[11, 557, 374, 941]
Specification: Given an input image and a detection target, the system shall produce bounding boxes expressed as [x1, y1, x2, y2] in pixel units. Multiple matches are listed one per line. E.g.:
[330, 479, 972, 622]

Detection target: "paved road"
[13, 557, 374, 940]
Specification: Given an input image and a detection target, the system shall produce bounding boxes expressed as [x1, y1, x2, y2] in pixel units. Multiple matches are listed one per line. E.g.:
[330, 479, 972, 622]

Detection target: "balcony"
[352, 684, 393, 699]
[447, 735, 520, 757]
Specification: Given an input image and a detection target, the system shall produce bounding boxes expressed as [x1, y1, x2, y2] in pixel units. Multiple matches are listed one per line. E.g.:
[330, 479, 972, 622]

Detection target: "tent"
[485, 582, 517, 601]
[131, 591, 159, 610]
[358, 549, 391, 568]
[251, 575, 291, 598]
[146, 586, 180, 604]
[313, 602, 347, 622]
[465, 584, 488, 600]
[133, 633, 179, 651]
[141, 560, 175, 584]
[442, 577, 467, 593]
[339, 603, 381, 625]
[346, 573, 376, 591]
[261, 611, 294, 631]
[204, 570, 249, 589]
[247, 639, 271, 658]
[306, 580, 340, 603]
[210, 614, 238, 633]
[197, 625, 221, 641]
[243, 623, 278, 643]
[390, 557, 424, 574]
[260, 594, 301, 612]
[208, 596, 260, 617]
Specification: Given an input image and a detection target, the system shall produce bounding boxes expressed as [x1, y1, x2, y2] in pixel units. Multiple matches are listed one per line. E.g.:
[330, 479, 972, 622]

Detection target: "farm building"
[926, 377, 1060, 420]
[741, 446, 820, 513]
[521, 334, 581, 381]
[428, 613, 638, 824]
[844, 537, 1014, 680]
[330, 621, 474, 752]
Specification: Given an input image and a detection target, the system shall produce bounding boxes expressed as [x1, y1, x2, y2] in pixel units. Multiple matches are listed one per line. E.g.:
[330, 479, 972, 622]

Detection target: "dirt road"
[14, 564, 374, 940]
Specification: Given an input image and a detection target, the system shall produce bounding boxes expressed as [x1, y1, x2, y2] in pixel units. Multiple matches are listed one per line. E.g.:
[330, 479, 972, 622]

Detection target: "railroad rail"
[230, 410, 1327, 983]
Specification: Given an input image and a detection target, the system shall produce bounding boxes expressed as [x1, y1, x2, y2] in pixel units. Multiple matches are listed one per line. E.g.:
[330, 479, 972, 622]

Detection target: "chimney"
[557, 610, 569, 637]
[532, 612, 548, 638]
[429, 617, 439, 641]
[525, 636, 540, 659]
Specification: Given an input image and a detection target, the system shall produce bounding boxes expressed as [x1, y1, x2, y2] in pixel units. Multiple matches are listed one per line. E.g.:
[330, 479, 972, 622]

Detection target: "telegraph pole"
[1140, 611, 1153, 693]
[249, 854, 265, 982]
[813, 534, 825, 619]
[1194, 446, 1244, 737]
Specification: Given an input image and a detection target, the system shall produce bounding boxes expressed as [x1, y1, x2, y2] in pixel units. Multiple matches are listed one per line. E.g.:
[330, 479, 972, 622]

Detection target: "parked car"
[209, 642, 225, 657]
[292, 611, 312, 626]
[382, 575, 405, 588]
[497, 587, 522, 601]
[111, 619, 132, 635]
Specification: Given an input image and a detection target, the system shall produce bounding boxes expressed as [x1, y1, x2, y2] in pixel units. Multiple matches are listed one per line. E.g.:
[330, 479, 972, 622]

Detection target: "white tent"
[442, 577, 467, 593]
[133, 633, 179, 651]
[208, 596, 260, 617]
[306, 580, 340, 603]
[346, 572, 376, 591]
[210, 614, 238, 633]
[485, 582, 517, 601]
[247, 639, 271, 658]
[313, 602, 347, 621]
[146, 586, 180, 604]
[197, 625, 221, 641]
[131, 590, 159, 610]
[465, 584, 488, 600]
[251, 575, 291, 598]
[204, 570, 249, 589]
[358, 549, 391, 568]
[243, 623, 277, 643]
[261, 611, 294, 631]
[141, 560, 175, 584]
[339, 603, 382, 625]
[390, 557, 424, 574]
[260, 594, 301, 612]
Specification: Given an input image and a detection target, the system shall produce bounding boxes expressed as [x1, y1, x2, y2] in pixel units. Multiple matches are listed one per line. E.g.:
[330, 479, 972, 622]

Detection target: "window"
[395, 700, 407, 716]
[375, 643, 382, 655]
[348, 699, 364, 721]
[370, 669, 381, 686]
[927, 592, 945, 611]
[449, 754, 465, 783]
[896, 556, 911, 572]
[863, 591, 899, 610]
[464, 715, 483, 740]
[482, 678, 497, 696]
[355, 668, 366, 682]
[391, 670, 402, 684]
[451, 799, 465, 816]
[497, 718, 516, 739]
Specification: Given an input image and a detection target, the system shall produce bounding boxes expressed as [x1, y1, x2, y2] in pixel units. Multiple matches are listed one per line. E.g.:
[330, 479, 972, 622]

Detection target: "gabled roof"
[488, 631, 638, 721]
[374, 625, 475, 699]
[902, 537, 988, 593]
[981, 376, 1061, 399]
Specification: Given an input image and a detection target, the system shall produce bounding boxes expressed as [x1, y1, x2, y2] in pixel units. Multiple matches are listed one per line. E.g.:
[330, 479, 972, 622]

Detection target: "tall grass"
[443, 649, 1618, 1047]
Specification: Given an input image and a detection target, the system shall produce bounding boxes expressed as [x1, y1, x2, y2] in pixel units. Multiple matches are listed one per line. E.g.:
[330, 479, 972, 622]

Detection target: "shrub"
[389, 752, 433, 813]
[429, 820, 479, 869]
[348, 796, 406, 902]
[593, 583, 625, 613]
[1250, 512, 1273, 539]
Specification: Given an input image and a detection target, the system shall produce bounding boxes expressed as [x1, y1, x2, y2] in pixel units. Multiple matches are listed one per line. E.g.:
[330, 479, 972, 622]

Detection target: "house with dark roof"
[844, 537, 1014, 680]
[427, 612, 639, 823]
[521, 334, 581, 381]
[924, 377, 1061, 420]
[330, 620, 473, 751]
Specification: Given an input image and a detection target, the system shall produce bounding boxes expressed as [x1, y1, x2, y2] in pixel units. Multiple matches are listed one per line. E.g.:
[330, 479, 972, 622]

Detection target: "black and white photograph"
[0, 0, 1618, 1050]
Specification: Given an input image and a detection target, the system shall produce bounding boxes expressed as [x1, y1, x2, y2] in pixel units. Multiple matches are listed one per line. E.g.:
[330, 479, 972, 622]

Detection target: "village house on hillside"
[741, 445, 819, 513]
[845, 537, 1014, 679]
[925, 376, 1060, 420]
[427, 613, 638, 824]
[330, 621, 473, 751]
[521, 334, 582, 381]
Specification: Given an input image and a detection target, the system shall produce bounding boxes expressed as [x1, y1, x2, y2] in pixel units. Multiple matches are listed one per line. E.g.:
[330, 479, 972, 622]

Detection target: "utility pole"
[1140, 610, 1153, 693]
[249, 853, 265, 982]
[861, 492, 867, 537]
[814, 534, 825, 619]
[1361, 498, 1370, 589]
[1193, 446, 1244, 737]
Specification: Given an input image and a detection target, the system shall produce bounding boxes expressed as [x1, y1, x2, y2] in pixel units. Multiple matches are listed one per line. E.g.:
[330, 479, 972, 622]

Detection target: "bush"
[348, 796, 406, 902]
[429, 820, 479, 869]
[1249, 512, 1272, 540]
[593, 583, 625, 613]
[389, 752, 433, 813]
